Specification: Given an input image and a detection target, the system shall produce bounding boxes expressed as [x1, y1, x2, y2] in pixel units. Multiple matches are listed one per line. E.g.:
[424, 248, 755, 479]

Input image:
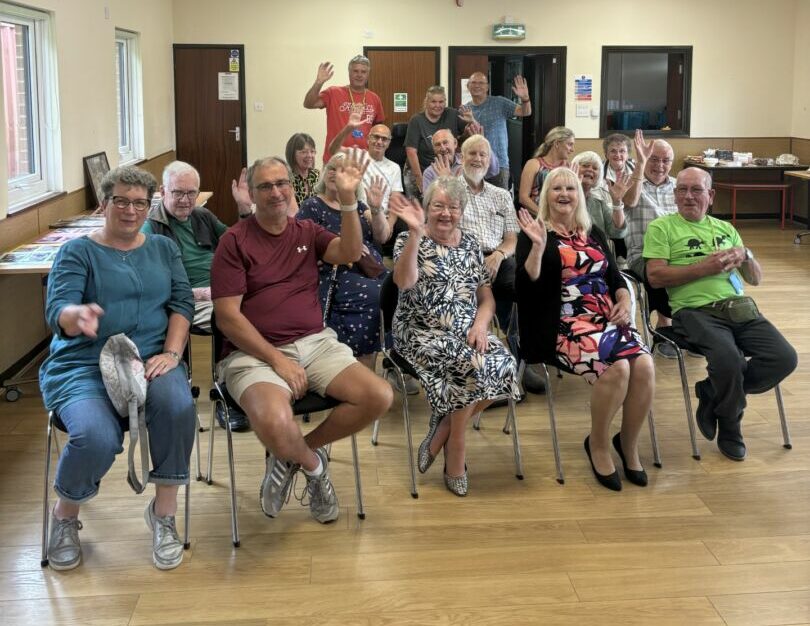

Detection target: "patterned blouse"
[292, 169, 320, 205]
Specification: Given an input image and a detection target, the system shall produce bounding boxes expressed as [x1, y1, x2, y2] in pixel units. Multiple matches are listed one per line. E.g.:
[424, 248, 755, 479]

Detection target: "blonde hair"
[537, 166, 592, 234]
[423, 85, 446, 111]
[533, 126, 575, 158]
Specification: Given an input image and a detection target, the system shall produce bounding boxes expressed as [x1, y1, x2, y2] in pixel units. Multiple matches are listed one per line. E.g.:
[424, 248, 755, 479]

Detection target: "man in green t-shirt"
[643, 167, 796, 461]
[143, 161, 251, 330]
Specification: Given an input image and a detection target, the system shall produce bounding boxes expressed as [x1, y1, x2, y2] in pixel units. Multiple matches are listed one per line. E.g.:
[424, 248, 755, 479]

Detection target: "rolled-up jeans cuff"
[53, 484, 98, 505]
[149, 473, 189, 486]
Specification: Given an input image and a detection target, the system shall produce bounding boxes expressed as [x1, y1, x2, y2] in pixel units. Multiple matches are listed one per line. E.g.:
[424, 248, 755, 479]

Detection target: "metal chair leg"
[508, 395, 524, 479]
[350, 434, 365, 519]
[224, 413, 240, 547]
[541, 364, 564, 484]
[472, 411, 482, 430]
[183, 478, 191, 549]
[371, 417, 381, 445]
[647, 409, 662, 468]
[41, 413, 54, 567]
[392, 367, 418, 498]
[775, 383, 792, 449]
[503, 360, 525, 435]
[194, 414, 202, 481]
[206, 401, 216, 484]
[673, 345, 700, 460]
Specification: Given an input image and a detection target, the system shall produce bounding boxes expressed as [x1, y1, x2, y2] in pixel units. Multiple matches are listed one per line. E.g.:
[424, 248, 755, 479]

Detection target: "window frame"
[1, 2, 61, 213]
[114, 28, 143, 165]
[599, 45, 693, 139]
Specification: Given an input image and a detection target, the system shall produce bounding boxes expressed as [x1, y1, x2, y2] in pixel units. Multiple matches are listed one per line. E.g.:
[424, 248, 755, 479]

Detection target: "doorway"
[173, 44, 247, 225]
[449, 46, 566, 193]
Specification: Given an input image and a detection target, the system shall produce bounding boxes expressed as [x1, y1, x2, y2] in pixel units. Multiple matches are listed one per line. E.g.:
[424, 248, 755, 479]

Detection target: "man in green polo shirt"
[143, 161, 250, 330]
[643, 167, 796, 461]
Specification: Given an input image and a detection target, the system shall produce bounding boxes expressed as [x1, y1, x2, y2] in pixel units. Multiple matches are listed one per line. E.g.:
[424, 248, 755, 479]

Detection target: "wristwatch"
[744, 247, 754, 261]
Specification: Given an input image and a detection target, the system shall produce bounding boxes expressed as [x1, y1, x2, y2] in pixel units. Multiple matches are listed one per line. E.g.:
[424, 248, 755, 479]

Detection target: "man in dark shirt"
[211, 150, 392, 524]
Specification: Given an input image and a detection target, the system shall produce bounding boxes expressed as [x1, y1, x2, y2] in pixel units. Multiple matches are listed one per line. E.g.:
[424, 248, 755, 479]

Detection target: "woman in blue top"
[39, 166, 195, 571]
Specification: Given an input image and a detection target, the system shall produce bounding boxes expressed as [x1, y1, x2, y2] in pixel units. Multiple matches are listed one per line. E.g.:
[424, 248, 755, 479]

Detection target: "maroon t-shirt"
[211, 215, 337, 356]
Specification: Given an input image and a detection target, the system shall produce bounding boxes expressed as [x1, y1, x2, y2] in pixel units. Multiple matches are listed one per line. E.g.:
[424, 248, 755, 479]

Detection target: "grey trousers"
[672, 307, 797, 422]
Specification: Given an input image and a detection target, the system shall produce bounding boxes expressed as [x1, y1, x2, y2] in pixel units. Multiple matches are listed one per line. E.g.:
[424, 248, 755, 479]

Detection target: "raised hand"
[347, 109, 364, 128]
[231, 167, 252, 213]
[458, 105, 475, 124]
[634, 129, 654, 164]
[517, 208, 547, 249]
[365, 174, 387, 209]
[467, 120, 484, 136]
[609, 172, 633, 203]
[334, 148, 370, 204]
[316, 61, 334, 85]
[389, 193, 425, 234]
[512, 75, 529, 101]
[433, 152, 454, 178]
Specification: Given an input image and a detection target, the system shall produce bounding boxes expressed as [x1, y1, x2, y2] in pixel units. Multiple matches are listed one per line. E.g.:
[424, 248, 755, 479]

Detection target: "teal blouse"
[39, 235, 194, 413]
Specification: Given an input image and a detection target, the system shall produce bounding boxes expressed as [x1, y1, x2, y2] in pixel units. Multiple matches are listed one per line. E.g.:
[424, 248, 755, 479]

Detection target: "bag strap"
[112, 358, 150, 494]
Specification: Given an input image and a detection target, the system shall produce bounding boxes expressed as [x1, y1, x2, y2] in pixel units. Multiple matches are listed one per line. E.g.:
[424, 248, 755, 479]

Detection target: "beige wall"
[0, 0, 174, 220]
[172, 0, 800, 159]
[792, 0, 810, 139]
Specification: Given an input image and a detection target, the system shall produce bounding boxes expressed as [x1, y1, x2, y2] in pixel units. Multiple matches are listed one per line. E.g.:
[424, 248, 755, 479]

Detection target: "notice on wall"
[576, 103, 590, 118]
[229, 49, 240, 72]
[218, 72, 239, 100]
[574, 74, 592, 101]
[393, 92, 408, 113]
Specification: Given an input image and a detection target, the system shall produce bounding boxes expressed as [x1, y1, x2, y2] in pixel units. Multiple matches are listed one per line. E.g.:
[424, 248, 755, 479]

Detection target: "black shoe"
[584, 436, 622, 491]
[717, 415, 746, 461]
[612, 432, 648, 487]
[694, 379, 717, 441]
[522, 365, 547, 394]
[215, 403, 251, 432]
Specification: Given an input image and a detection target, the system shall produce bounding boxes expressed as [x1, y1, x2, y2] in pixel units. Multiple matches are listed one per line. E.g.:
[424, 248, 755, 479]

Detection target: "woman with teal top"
[571, 151, 630, 240]
[39, 166, 195, 572]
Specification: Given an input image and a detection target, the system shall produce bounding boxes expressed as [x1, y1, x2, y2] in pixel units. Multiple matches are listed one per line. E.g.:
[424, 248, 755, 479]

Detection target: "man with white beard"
[457, 135, 519, 332]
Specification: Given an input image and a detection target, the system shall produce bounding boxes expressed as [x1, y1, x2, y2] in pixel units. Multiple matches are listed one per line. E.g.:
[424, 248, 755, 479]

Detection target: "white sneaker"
[144, 498, 184, 570]
[48, 511, 82, 570]
[385, 370, 419, 395]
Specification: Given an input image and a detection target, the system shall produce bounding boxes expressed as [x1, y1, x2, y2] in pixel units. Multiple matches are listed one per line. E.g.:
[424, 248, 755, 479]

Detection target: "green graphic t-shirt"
[643, 213, 743, 313]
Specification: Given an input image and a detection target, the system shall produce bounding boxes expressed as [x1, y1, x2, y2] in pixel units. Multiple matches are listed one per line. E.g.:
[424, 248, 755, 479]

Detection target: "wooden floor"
[1, 221, 809, 625]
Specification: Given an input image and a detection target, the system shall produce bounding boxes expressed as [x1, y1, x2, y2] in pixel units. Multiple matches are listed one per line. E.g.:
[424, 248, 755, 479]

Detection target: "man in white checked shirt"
[457, 134, 519, 333]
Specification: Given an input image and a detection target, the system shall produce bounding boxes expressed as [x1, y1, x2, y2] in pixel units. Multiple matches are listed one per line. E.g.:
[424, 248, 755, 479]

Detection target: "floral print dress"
[555, 231, 648, 384]
[393, 231, 520, 421]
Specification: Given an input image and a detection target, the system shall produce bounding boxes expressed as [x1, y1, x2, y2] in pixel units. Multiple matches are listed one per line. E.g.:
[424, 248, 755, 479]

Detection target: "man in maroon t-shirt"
[211, 150, 392, 524]
[303, 55, 385, 162]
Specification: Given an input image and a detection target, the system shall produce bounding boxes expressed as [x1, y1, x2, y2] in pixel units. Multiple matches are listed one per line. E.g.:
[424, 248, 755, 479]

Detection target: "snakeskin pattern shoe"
[443, 467, 468, 497]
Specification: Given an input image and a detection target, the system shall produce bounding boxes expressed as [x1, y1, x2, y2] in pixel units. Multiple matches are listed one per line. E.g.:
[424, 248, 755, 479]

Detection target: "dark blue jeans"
[54, 365, 196, 504]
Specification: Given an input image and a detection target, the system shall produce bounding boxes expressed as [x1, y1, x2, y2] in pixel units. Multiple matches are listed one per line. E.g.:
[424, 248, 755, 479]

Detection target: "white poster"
[218, 72, 239, 100]
[460, 79, 471, 106]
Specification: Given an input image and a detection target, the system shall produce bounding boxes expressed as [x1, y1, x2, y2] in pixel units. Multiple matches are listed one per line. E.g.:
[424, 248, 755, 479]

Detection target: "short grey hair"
[423, 175, 468, 212]
[571, 151, 604, 188]
[460, 133, 491, 157]
[423, 85, 446, 109]
[246, 156, 293, 190]
[162, 160, 200, 190]
[602, 133, 632, 155]
[348, 54, 370, 70]
[100, 166, 157, 201]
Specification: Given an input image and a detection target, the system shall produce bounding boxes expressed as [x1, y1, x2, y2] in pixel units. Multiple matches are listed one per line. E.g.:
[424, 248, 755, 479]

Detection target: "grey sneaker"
[144, 498, 184, 570]
[654, 341, 679, 359]
[385, 370, 420, 395]
[260, 450, 299, 518]
[302, 448, 339, 524]
[48, 511, 82, 570]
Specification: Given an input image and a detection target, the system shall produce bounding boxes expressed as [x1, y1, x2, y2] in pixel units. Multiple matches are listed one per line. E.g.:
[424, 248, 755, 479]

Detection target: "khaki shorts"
[218, 327, 357, 405]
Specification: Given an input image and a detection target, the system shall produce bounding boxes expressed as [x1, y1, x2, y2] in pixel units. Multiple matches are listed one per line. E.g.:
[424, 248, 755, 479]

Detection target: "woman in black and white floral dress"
[390, 176, 520, 497]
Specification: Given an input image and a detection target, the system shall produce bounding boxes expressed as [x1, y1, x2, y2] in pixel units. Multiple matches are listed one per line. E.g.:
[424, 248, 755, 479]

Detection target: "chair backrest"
[386, 123, 408, 171]
[379, 272, 399, 335]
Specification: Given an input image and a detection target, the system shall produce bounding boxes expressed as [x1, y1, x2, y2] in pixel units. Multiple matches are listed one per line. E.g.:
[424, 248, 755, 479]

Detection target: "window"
[115, 29, 143, 165]
[1, 2, 60, 212]
[600, 46, 692, 137]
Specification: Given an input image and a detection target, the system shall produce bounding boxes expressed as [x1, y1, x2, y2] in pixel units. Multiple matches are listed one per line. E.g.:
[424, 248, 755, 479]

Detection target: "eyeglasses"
[169, 189, 200, 201]
[428, 201, 461, 214]
[369, 134, 391, 143]
[675, 186, 708, 196]
[649, 157, 673, 166]
[109, 196, 150, 211]
[255, 180, 291, 193]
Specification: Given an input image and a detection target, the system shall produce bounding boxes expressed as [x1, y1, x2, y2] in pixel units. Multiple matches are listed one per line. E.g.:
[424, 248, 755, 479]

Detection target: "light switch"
[254, 102, 264, 112]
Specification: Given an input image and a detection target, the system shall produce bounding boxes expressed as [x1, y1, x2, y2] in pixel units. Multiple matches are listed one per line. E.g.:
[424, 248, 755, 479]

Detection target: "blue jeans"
[54, 365, 196, 504]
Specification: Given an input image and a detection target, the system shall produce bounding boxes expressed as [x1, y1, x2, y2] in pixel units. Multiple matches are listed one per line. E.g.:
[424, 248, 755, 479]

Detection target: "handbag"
[354, 252, 386, 279]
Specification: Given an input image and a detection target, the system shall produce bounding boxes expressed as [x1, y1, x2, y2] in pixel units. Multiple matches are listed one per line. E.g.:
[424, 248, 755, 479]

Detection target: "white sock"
[303, 452, 324, 477]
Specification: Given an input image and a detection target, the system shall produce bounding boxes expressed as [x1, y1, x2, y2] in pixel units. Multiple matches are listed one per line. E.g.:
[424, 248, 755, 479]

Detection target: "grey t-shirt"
[404, 109, 467, 170]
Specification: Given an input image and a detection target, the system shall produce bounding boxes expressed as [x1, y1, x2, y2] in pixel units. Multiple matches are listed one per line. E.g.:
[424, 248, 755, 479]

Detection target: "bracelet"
[339, 202, 359, 213]
[369, 205, 383, 216]
[611, 202, 625, 211]
[521, 98, 530, 103]
[166, 351, 181, 362]
[494, 249, 507, 259]
[631, 177, 643, 182]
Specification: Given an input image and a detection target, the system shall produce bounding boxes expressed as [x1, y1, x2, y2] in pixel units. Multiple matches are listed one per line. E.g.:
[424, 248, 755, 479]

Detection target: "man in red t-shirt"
[303, 55, 385, 162]
[211, 149, 392, 524]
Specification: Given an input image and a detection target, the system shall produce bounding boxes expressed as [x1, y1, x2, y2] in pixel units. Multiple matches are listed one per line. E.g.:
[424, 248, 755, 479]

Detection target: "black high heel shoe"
[584, 436, 622, 491]
[612, 433, 648, 487]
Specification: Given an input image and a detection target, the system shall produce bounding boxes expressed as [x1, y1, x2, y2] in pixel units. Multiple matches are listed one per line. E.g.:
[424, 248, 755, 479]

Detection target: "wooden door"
[173, 45, 247, 225]
[363, 48, 440, 127]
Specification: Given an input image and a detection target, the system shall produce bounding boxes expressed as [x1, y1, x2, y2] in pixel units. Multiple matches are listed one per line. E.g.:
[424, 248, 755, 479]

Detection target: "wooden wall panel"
[731, 137, 791, 156]
[791, 137, 810, 164]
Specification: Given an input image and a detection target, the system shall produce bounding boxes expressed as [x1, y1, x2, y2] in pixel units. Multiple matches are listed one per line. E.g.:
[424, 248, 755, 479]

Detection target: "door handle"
[227, 126, 241, 142]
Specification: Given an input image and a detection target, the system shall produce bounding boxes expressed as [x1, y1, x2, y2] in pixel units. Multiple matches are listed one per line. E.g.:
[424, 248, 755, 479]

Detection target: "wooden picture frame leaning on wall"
[82, 151, 110, 209]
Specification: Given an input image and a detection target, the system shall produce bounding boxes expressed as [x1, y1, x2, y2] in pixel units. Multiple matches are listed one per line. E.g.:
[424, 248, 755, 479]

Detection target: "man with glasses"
[624, 134, 679, 357]
[644, 167, 796, 461]
[143, 161, 252, 331]
[211, 152, 392, 524]
[462, 71, 531, 190]
[421, 129, 499, 195]
[304, 55, 385, 162]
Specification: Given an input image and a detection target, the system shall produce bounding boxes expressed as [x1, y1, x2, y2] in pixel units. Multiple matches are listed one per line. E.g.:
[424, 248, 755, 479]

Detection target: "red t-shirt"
[321, 86, 385, 161]
[211, 215, 336, 356]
